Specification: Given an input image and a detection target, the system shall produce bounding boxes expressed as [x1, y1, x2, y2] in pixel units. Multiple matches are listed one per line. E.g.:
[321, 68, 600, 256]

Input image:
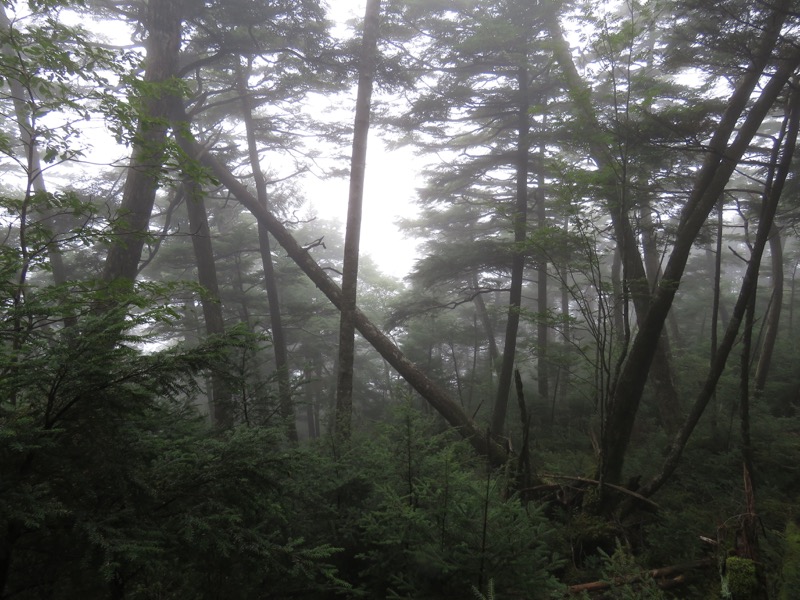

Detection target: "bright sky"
[307, 0, 422, 279]
[62, 1, 422, 279]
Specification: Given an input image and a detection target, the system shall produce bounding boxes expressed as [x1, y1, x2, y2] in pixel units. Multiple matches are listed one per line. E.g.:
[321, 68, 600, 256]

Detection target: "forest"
[1, 0, 800, 597]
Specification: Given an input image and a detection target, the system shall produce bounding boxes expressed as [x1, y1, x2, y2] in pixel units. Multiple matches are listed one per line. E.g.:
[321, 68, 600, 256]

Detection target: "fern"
[471, 578, 495, 600]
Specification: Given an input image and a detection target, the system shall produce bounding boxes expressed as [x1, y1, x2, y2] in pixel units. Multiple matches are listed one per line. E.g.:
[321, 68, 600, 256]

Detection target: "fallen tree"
[187, 138, 509, 467]
[567, 558, 715, 596]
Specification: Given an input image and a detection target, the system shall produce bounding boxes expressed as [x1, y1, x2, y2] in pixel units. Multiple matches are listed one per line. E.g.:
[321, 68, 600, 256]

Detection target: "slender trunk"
[193, 144, 508, 465]
[472, 277, 501, 371]
[382, 359, 394, 402]
[559, 223, 571, 415]
[535, 117, 549, 406]
[335, 0, 381, 440]
[304, 365, 318, 439]
[236, 65, 297, 441]
[755, 224, 784, 390]
[0, 6, 70, 291]
[102, 0, 182, 286]
[741, 281, 757, 497]
[739, 277, 761, 572]
[448, 340, 464, 405]
[232, 253, 251, 325]
[710, 199, 724, 437]
[469, 311, 479, 410]
[492, 65, 530, 437]
[182, 180, 232, 428]
[611, 247, 625, 336]
[791, 263, 798, 345]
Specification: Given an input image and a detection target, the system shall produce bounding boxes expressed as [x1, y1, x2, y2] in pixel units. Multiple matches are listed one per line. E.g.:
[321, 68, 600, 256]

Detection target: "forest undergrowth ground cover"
[1, 307, 799, 600]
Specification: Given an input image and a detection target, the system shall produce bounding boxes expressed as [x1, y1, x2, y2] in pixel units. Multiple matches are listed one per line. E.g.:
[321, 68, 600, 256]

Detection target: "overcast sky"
[306, 0, 422, 279]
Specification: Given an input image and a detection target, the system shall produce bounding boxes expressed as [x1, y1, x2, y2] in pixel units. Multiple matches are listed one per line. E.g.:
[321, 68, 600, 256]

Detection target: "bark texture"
[102, 0, 183, 285]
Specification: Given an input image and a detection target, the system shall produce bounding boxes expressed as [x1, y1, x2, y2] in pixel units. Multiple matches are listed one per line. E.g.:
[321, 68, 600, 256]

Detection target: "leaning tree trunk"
[640, 77, 800, 498]
[335, 0, 381, 441]
[102, 0, 182, 286]
[191, 141, 509, 466]
[548, 0, 799, 487]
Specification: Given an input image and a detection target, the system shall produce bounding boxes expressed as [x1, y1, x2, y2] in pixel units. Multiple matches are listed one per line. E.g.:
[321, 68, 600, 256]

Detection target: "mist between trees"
[2, 0, 800, 598]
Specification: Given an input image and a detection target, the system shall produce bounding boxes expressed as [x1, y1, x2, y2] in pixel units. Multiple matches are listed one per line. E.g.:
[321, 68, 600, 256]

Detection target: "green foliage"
[0, 3, 133, 167]
[471, 578, 495, 600]
[722, 556, 757, 600]
[779, 520, 800, 600]
[0, 266, 343, 598]
[349, 402, 564, 599]
[598, 540, 667, 600]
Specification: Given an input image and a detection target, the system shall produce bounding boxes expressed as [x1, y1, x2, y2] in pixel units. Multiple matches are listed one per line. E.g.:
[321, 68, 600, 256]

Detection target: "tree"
[383, 0, 557, 436]
[101, 0, 183, 287]
[190, 142, 509, 465]
[335, 0, 382, 441]
[642, 77, 800, 498]
[543, 0, 688, 442]
[610, 0, 800, 490]
[236, 62, 297, 440]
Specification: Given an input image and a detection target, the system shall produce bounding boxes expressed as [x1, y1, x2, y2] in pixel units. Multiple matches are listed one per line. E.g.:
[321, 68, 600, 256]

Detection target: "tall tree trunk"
[335, 0, 381, 440]
[640, 201, 682, 433]
[535, 118, 549, 407]
[740, 277, 757, 499]
[181, 179, 232, 428]
[611, 247, 626, 336]
[738, 269, 762, 577]
[790, 262, 798, 344]
[755, 224, 784, 391]
[558, 213, 572, 419]
[710, 199, 724, 438]
[448, 340, 465, 405]
[102, 0, 182, 286]
[191, 143, 509, 466]
[166, 86, 233, 428]
[492, 65, 530, 437]
[237, 65, 297, 441]
[304, 364, 318, 439]
[640, 78, 800, 497]
[545, 4, 715, 482]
